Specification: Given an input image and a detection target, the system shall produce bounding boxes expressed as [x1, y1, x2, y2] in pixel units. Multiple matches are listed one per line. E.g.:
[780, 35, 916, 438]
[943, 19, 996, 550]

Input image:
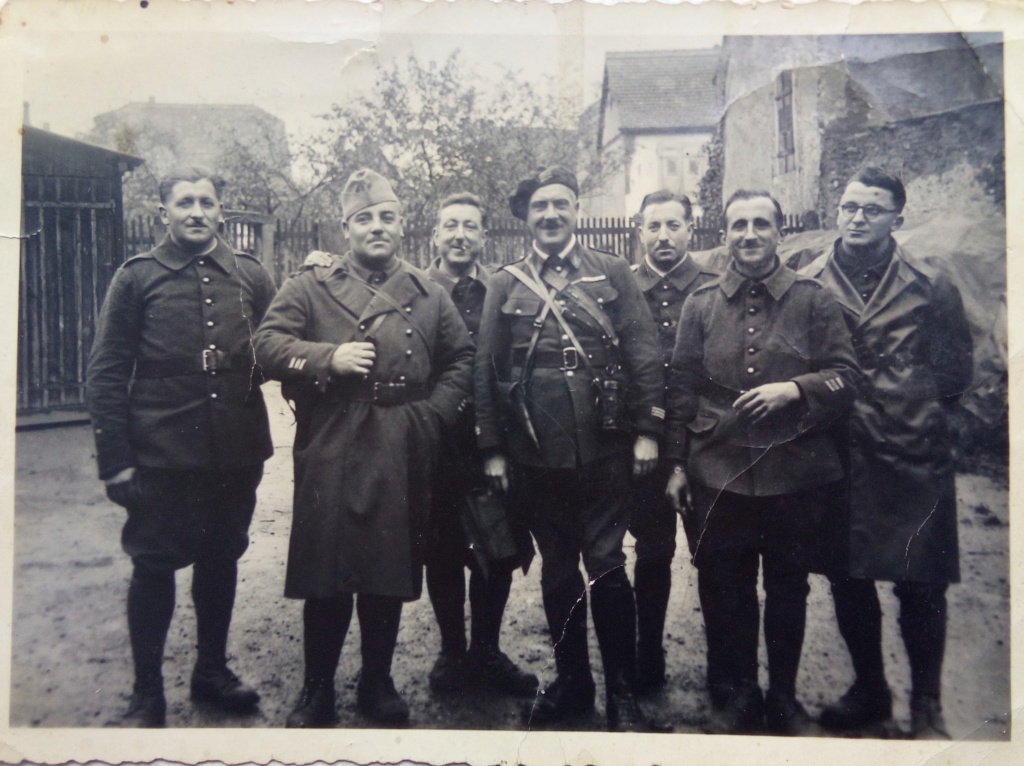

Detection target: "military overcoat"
[254, 254, 474, 600]
[797, 241, 973, 583]
[86, 235, 276, 480]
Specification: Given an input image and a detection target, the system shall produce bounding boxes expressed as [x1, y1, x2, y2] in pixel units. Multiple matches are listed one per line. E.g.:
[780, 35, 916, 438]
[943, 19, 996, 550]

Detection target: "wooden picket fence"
[125, 212, 805, 286]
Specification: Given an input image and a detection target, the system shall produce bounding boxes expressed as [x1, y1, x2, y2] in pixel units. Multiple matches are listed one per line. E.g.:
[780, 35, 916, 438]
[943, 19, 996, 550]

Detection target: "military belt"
[330, 379, 430, 406]
[512, 347, 611, 370]
[134, 351, 254, 379]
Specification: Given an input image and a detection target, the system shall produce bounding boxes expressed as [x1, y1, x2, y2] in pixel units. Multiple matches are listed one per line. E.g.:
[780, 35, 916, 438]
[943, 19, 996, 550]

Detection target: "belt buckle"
[372, 381, 404, 404]
[562, 347, 579, 370]
[202, 349, 217, 373]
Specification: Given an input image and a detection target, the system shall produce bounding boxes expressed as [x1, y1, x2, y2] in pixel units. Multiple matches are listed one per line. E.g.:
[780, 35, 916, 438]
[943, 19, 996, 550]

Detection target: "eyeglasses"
[838, 203, 898, 220]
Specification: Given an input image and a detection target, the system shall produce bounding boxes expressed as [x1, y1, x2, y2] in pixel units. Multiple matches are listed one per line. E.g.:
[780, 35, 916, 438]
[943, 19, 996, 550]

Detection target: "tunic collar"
[151, 234, 236, 273]
[634, 254, 702, 292]
[719, 256, 796, 301]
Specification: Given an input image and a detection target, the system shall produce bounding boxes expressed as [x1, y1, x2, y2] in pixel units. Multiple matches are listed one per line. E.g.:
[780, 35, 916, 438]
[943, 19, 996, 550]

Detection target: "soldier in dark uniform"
[423, 193, 538, 697]
[665, 190, 859, 735]
[254, 169, 474, 728]
[628, 190, 718, 695]
[86, 167, 276, 727]
[474, 166, 665, 731]
[792, 168, 974, 739]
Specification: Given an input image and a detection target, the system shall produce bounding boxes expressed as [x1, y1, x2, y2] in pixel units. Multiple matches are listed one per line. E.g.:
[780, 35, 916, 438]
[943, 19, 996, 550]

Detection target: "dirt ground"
[10, 382, 1011, 740]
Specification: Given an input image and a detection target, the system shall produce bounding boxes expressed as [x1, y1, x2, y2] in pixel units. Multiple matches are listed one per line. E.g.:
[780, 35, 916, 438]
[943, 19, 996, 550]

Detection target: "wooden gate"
[18, 127, 142, 417]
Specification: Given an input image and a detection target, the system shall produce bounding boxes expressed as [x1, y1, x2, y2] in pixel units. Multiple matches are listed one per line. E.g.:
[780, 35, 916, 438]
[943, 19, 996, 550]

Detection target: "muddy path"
[11, 383, 1010, 740]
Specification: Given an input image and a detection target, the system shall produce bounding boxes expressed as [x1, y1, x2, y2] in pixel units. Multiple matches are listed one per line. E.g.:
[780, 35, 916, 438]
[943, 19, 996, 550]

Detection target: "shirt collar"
[719, 256, 796, 301]
[532, 234, 579, 268]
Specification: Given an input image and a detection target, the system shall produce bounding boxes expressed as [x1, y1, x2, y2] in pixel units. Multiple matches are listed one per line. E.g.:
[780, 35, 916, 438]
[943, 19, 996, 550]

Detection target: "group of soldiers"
[85, 160, 972, 739]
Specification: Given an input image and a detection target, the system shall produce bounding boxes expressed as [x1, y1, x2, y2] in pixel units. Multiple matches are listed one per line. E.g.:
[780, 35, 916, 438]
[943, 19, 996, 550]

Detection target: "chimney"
[23, 101, 29, 127]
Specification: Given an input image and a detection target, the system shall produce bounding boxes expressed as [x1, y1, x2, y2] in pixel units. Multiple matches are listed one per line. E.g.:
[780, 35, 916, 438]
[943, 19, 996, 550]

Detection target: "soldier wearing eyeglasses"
[791, 166, 973, 739]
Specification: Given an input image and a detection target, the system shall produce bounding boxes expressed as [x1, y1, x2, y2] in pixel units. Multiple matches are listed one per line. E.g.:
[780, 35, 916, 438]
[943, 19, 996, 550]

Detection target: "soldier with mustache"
[87, 167, 277, 727]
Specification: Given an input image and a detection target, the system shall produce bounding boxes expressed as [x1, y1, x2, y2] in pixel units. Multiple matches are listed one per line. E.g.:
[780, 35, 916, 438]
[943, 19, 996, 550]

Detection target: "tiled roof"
[603, 49, 724, 132]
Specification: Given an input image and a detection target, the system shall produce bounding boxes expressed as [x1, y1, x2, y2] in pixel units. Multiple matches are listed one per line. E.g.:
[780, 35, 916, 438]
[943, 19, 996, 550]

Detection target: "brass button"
[207, 320, 215, 327]
[747, 367, 755, 374]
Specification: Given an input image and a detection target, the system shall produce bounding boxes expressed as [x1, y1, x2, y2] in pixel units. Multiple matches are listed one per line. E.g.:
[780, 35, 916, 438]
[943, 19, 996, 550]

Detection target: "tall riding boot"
[125, 564, 175, 727]
[523, 578, 595, 725]
[356, 594, 409, 725]
[633, 557, 671, 693]
[287, 594, 353, 728]
[591, 568, 646, 731]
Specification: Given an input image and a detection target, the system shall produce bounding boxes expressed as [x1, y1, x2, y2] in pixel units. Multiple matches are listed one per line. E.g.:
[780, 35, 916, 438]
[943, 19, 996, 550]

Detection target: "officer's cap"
[509, 166, 579, 221]
[341, 168, 399, 221]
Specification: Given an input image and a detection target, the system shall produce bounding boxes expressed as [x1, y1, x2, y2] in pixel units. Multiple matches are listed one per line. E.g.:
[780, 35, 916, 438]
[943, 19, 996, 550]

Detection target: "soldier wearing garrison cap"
[255, 168, 474, 727]
[86, 166, 277, 727]
[474, 165, 665, 731]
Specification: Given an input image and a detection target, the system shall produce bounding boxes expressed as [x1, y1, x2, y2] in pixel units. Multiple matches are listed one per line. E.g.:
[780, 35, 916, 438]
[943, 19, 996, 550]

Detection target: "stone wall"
[816, 100, 1004, 227]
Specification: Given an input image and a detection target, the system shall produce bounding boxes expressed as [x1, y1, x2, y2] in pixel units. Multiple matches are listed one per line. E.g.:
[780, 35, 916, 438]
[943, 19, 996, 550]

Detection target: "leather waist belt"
[329, 379, 430, 406]
[134, 352, 254, 379]
[512, 347, 611, 370]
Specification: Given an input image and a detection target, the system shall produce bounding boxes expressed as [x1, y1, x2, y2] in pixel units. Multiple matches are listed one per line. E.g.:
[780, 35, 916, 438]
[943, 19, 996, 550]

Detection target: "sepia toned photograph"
[0, 1, 1019, 764]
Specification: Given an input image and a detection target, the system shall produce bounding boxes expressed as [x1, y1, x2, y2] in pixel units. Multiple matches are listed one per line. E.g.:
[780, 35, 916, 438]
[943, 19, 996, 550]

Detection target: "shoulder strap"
[343, 269, 432, 349]
[506, 262, 603, 384]
[538, 269, 618, 346]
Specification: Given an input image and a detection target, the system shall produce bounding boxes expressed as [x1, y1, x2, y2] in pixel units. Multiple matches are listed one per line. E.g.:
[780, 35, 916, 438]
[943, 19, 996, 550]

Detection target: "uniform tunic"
[796, 241, 973, 583]
[629, 255, 719, 562]
[474, 242, 665, 469]
[86, 235, 276, 480]
[665, 260, 860, 495]
[254, 254, 474, 600]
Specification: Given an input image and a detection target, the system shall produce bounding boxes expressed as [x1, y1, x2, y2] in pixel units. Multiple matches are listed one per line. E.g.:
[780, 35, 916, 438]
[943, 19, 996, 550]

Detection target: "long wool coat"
[798, 242, 973, 583]
[254, 255, 474, 600]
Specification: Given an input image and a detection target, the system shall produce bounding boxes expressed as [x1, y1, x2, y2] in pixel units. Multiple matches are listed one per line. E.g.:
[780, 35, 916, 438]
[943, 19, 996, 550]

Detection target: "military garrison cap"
[509, 165, 579, 221]
[341, 168, 399, 221]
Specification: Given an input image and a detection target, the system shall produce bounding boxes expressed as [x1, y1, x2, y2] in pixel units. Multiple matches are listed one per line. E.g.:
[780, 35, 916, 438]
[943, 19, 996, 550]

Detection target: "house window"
[776, 70, 796, 174]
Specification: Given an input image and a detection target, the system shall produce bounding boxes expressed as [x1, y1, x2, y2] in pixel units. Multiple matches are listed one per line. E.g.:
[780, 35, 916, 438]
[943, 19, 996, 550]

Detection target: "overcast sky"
[12, 0, 719, 144]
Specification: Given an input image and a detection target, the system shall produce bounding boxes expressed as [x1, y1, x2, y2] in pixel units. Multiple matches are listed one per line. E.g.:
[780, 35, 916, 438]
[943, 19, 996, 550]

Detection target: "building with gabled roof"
[585, 48, 724, 218]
